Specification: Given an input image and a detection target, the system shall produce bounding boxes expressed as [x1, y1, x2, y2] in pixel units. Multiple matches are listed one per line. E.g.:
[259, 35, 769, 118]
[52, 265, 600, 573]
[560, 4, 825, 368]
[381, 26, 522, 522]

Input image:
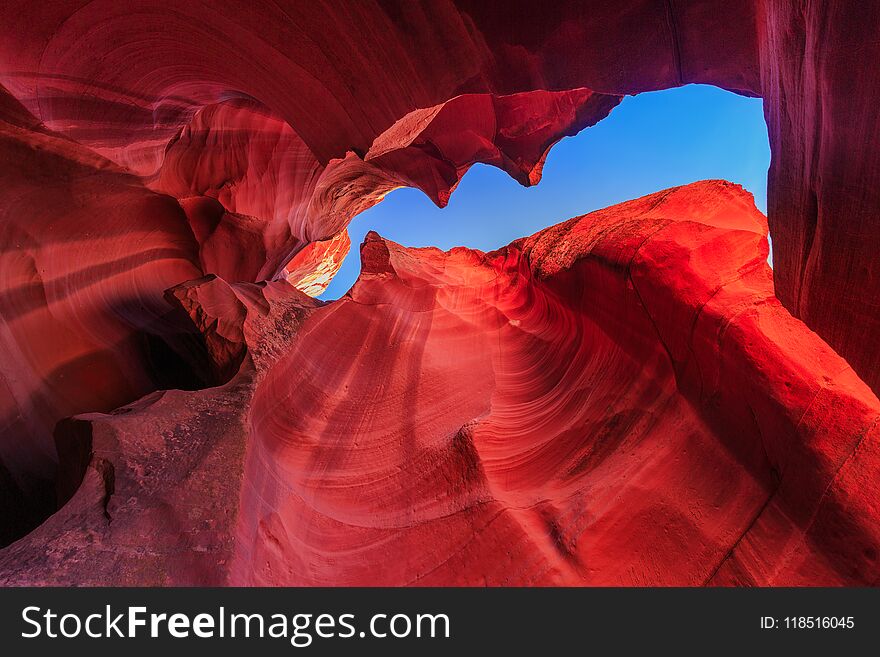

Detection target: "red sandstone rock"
[0, 71, 615, 536]
[1, 1, 875, 392]
[1, 182, 877, 585]
[0, 87, 204, 544]
[0, 1, 879, 586]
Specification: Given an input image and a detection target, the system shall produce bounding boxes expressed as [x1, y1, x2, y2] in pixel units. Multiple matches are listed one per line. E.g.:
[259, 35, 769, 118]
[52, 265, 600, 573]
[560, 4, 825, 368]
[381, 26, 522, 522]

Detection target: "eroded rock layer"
[1, 182, 877, 586]
[0, 78, 615, 524]
[0, 1, 878, 585]
[2, 0, 879, 394]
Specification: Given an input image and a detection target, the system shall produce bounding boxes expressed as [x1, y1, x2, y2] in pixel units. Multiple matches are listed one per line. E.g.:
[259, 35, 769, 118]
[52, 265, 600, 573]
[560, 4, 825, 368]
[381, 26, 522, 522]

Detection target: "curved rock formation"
[0, 1, 879, 585]
[0, 86, 205, 544]
[2, 0, 878, 384]
[0, 77, 615, 538]
[236, 181, 880, 586]
[1, 182, 878, 585]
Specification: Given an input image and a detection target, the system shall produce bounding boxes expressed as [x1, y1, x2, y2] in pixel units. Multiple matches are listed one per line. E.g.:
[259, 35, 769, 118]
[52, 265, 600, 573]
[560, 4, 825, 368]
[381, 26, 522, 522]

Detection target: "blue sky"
[320, 84, 770, 300]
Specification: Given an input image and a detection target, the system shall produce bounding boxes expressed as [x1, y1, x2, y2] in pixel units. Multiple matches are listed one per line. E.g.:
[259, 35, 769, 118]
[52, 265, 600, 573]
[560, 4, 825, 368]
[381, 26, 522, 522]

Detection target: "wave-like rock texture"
[0, 1, 879, 584]
[1, 0, 879, 394]
[0, 73, 614, 524]
[0, 86, 207, 544]
[2, 181, 877, 586]
[0, 77, 614, 537]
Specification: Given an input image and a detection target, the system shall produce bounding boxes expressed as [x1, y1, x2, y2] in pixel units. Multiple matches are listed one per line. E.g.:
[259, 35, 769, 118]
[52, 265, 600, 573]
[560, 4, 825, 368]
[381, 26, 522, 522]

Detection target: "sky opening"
[319, 84, 770, 300]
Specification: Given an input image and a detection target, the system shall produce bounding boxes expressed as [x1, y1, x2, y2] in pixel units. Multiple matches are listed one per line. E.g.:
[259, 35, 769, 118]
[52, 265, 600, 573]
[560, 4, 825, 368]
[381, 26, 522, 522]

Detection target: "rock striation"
[2, 182, 877, 585]
[0, 1, 879, 585]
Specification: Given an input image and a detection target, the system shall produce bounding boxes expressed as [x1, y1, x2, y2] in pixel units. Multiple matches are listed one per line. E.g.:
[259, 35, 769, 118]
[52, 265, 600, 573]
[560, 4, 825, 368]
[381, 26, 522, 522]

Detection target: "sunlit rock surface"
[0, 1, 879, 584]
[1, 182, 877, 586]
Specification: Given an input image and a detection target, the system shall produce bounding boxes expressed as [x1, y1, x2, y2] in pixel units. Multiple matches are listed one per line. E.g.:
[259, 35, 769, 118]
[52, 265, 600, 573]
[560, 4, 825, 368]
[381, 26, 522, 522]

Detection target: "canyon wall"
[0, 1, 878, 584]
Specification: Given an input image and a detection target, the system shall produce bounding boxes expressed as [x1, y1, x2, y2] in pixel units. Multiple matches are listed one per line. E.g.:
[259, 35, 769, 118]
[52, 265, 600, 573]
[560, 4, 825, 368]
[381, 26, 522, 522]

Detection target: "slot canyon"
[0, 0, 878, 585]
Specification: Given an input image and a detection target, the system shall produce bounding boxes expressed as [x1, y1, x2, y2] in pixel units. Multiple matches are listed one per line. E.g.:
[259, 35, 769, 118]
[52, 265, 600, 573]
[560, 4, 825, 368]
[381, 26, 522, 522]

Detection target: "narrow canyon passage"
[0, 0, 879, 586]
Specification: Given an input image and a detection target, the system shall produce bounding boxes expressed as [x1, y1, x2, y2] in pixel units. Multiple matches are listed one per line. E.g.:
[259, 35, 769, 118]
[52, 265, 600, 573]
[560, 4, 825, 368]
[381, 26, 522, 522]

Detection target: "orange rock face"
[1, 182, 877, 586]
[0, 1, 879, 585]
